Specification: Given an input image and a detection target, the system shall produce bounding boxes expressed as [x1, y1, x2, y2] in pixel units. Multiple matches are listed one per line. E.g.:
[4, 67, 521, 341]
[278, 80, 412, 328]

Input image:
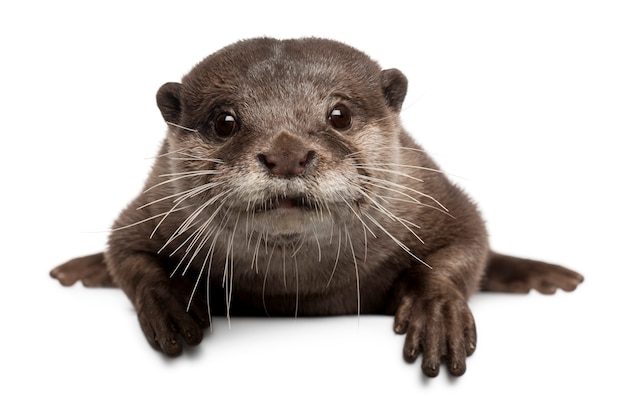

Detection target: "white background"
[2, 0, 624, 397]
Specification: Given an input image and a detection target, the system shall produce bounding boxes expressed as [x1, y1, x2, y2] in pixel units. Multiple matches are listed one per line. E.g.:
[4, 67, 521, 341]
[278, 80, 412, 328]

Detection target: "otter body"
[51, 38, 583, 377]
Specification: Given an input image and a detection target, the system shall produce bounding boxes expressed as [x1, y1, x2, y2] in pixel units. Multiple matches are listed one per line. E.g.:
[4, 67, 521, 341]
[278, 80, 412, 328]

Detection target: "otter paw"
[135, 283, 206, 356]
[393, 294, 477, 377]
[484, 254, 584, 294]
[50, 252, 115, 287]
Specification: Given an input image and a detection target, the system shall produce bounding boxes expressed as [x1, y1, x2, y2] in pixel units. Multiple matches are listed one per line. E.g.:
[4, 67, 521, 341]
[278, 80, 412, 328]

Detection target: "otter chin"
[50, 37, 583, 378]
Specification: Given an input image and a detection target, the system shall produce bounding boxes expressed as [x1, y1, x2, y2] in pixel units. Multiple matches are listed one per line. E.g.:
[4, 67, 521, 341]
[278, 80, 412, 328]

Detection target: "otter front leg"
[392, 271, 477, 377]
[390, 247, 486, 377]
[107, 252, 209, 356]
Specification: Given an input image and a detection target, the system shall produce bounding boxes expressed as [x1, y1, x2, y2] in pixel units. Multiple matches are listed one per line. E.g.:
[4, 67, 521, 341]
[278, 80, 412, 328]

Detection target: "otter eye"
[214, 112, 238, 138]
[328, 104, 352, 130]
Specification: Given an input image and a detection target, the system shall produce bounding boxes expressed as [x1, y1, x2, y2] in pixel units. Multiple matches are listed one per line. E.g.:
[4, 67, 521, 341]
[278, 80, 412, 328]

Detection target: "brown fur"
[50, 37, 583, 377]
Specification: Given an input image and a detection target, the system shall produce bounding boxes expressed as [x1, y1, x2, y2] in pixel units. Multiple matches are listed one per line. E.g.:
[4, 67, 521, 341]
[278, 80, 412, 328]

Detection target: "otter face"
[154, 38, 408, 244]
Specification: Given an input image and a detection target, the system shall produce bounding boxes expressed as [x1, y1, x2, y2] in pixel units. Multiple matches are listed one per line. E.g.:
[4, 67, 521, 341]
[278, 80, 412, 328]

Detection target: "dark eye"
[328, 104, 352, 130]
[214, 112, 238, 138]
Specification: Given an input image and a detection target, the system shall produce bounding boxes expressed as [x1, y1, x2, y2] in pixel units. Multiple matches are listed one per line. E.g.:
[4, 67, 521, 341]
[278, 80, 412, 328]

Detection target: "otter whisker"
[164, 198, 231, 280]
[170, 215, 220, 277]
[290, 233, 307, 258]
[354, 165, 424, 183]
[361, 174, 448, 212]
[362, 210, 431, 269]
[359, 162, 458, 178]
[326, 222, 342, 288]
[340, 197, 377, 239]
[224, 210, 240, 325]
[139, 180, 224, 210]
[328, 202, 336, 246]
[160, 189, 234, 251]
[362, 226, 368, 267]
[109, 206, 192, 232]
[151, 170, 222, 188]
[347, 146, 427, 159]
[165, 121, 199, 133]
[187, 253, 207, 313]
[164, 149, 225, 165]
[262, 242, 277, 317]
[202, 216, 232, 330]
[146, 182, 229, 240]
[149, 147, 201, 160]
[359, 203, 369, 266]
[282, 244, 288, 290]
[167, 218, 207, 260]
[179, 192, 236, 262]
[139, 183, 227, 242]
[368, 114, 401, 125]
[357, 174, 451, 215]
[244, 198, 263, 250]
[251, 229, 263, 273]
[344, 224, 361, 317]
[310, 223, 322, 262]
[170, 153, 224, 164]
[153, 146, 224, 165]
[158, 170, 222, 178]
[171, 181, 227, 204]
[179, 219, 220, 277]
[205, 277, 213, 332]
[168, 156, 222, 162]
[374, 191, 456, 218]
[163, 216, 207, 260]
[355, 164, 454, 217]
[294, 254, 299, 318]
[359, 188, 425, 245]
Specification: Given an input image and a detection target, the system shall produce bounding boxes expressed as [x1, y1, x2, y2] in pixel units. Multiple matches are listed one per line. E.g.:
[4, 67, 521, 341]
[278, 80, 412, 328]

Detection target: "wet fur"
[50, 37, 583, 377]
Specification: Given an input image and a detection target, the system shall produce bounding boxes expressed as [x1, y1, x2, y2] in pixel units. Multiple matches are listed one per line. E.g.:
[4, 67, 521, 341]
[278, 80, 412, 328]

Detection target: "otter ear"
[156, 82, 183, 124]
[381, 68, 408, 112]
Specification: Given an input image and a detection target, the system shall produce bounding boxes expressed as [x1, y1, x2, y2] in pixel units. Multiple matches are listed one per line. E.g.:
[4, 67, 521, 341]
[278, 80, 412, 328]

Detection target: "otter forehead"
[188, 37, 382, 83]
[181, 38, 386, 110]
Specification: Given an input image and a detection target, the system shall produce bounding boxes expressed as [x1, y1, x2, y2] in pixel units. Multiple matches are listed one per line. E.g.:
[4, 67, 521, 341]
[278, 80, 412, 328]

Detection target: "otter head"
[154, 37, 408, 246]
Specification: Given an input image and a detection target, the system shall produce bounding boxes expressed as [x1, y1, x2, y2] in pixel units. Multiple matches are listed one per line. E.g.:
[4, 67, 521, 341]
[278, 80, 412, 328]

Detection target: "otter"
[50, 37, 583, 377]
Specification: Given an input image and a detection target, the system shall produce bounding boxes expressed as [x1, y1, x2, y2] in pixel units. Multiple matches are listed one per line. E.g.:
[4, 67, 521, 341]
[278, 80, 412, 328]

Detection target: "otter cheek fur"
[50, 37, 583, 378]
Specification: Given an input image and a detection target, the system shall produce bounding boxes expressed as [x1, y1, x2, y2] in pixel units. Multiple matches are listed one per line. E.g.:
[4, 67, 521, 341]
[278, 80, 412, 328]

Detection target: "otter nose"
[258, 149, 316, 177]
[257, 133, 316, 177]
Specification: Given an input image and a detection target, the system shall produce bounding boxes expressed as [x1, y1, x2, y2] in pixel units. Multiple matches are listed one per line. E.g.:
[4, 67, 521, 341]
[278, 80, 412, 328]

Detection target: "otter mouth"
[254, 195, 318, 213]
